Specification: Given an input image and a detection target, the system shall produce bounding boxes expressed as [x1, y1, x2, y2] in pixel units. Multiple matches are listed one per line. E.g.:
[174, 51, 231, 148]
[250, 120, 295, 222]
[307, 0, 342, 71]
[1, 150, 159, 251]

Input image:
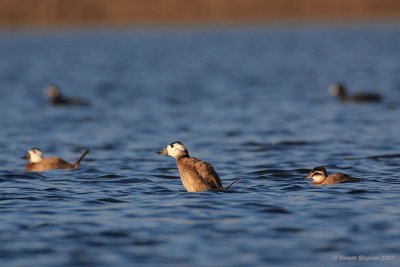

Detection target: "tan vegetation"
[0, 0, 399, 27]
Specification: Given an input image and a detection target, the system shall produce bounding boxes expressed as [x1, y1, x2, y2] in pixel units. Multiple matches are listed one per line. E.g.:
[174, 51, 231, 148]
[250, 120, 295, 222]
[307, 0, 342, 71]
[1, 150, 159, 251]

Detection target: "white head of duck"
[157, 141, 189, 159]
[22, 148, 44, 163]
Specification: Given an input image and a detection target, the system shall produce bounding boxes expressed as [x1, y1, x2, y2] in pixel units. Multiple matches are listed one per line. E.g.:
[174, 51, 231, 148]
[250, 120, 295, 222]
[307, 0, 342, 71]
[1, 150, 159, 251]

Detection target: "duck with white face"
[304, 166, 354, 185]
[46, 85, 89, 106]
[156, 141, 238, 192]
[329, 82, 381, 102]
[22, 148, 89, 172]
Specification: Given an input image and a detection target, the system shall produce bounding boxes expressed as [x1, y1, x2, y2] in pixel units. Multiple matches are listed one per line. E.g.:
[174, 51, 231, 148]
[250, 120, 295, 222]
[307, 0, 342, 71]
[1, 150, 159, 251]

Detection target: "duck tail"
[224, 178, 240, 190]
[72, 149, 90, 170]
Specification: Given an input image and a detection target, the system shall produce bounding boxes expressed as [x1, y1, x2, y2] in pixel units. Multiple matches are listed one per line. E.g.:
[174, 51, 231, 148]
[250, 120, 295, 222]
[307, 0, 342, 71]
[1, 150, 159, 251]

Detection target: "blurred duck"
[22, 148, 89, 172]
[156, 141, 239, 192]
[329, 83, 381, 102]
[304, 166, 354, 185]
[46, 85, 89, 106]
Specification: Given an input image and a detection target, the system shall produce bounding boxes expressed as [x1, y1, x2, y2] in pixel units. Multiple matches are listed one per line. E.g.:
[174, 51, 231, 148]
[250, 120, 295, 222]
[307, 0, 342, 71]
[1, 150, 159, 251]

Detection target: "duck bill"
[156, 147, 168, 155]
[21, 154, 28, 160]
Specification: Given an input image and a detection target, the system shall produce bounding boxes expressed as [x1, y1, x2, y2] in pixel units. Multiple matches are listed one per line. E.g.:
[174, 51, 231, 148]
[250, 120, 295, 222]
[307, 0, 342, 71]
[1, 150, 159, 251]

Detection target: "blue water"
[0, 24, 399, 267]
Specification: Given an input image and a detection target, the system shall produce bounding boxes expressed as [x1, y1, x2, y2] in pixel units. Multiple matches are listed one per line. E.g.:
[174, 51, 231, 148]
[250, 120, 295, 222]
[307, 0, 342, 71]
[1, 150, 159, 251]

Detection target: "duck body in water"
[22, 148, 90, 172]
[329, 83, 382, 102]
[304, 166, 354, 185]
[157, 141, 238, 192]
[46, 85, 90, 106]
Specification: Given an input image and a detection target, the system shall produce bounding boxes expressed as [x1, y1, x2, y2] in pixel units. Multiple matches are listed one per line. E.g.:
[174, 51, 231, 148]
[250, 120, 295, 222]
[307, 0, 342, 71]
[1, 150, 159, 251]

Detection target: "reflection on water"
[0, 24, 399, 267]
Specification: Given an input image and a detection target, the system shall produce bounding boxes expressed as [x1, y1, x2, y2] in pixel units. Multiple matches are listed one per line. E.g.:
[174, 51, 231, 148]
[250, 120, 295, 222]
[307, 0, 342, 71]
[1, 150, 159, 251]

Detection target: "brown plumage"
[305, 166, 354, 185]
[156, 141, 238, 192]
[23, 148, 89, 172]
[316, 173, 353, 185]
[25, 157, 75, 172]
[176, 157, 223, 192]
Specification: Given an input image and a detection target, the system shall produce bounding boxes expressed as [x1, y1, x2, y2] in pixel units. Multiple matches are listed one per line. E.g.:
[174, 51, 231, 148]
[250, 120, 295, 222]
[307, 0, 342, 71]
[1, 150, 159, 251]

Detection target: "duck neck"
[337, 89, 348, 101]
[176, 155, 189, 161]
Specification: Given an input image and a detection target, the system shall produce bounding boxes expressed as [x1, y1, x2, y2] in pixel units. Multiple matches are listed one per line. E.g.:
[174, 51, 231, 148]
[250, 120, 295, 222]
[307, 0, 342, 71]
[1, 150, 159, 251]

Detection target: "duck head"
[157, 141, 189, 159]
[304, 166, 328, 183]
[22, 148, 44, 163]
[46, 85, 62, 100]
[329, 83, 347, 98]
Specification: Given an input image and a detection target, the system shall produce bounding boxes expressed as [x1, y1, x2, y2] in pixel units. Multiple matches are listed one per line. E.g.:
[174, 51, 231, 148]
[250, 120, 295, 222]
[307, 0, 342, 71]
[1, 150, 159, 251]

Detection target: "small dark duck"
[329, 83, 381, 102]
[46, 85, 89, 106]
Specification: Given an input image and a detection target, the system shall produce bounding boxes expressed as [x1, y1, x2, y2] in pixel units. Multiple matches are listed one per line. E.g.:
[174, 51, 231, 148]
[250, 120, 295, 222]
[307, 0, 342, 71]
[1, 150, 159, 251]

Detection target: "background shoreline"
[0, 0, 400, 28]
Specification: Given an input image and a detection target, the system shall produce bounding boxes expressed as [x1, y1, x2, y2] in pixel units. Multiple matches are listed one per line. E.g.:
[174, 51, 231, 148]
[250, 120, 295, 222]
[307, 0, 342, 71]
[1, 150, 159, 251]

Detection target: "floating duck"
[46, 85, 89, 106]
[329, 83, 381, 102]
[304, 166, 354, 185]
[22, 148, 89, 172]
[156, 141, 239, 192]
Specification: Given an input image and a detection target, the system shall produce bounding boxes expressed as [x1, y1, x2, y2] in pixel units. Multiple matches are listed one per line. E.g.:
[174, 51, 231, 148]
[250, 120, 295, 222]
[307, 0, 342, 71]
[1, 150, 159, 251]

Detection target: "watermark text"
[332, 255, 396, 262]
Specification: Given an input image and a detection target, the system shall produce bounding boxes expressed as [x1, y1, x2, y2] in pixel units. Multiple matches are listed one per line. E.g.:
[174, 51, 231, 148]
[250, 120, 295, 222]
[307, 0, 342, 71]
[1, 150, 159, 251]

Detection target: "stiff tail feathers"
[72, 149, 90, 170]
[224, 178, 240, 190]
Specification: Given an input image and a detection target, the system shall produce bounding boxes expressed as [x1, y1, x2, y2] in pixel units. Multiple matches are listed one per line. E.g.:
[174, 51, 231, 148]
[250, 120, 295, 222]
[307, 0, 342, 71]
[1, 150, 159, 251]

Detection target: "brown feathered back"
[176, 157, 223, 192]
[320, 173, 353, 184]
[24, 157, 73, 172]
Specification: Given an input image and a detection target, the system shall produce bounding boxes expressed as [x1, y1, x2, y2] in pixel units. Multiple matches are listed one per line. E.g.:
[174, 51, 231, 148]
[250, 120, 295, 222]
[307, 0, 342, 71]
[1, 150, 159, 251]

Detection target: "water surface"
[0, 24, 399, 267]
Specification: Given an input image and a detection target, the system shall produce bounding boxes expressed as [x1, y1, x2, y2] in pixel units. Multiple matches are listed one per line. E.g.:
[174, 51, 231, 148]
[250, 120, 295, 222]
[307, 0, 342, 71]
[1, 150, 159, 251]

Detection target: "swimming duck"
[156, 141, 239, 192]
[304, 166, 354, 185]
[329, 83, 381, 102]
[46, 85, 89, 106]
[22, 148, 90, 172]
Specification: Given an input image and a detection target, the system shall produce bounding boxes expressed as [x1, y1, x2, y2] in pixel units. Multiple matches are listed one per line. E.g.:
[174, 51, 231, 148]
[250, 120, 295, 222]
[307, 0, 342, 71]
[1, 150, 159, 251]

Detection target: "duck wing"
[324, 173, 353, 184]
[351, 93, 381, 102]
[41, 157, 73, 169]
[24, 157, 72, 172]
[180, 157, 223, 190]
